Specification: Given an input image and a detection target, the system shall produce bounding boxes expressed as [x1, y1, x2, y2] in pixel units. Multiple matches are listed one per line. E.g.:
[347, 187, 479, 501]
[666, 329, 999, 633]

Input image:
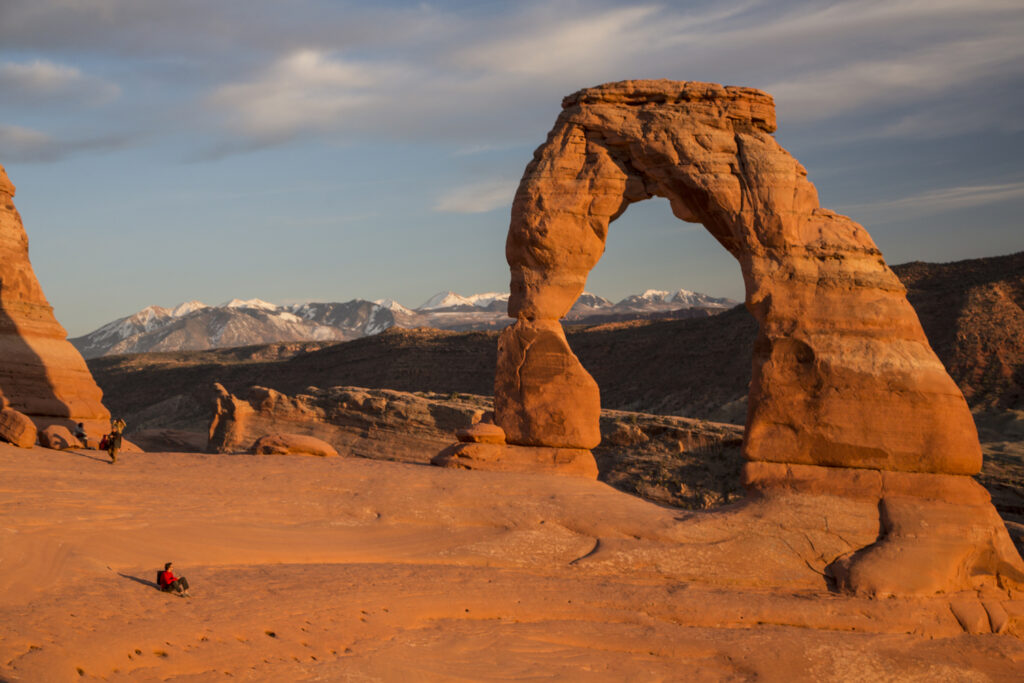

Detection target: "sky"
[1, 0, 1022, 337]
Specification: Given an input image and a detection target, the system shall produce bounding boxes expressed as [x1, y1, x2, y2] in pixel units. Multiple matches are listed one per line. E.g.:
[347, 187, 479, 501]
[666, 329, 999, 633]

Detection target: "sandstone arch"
[498, 80, 979, 475]
[479, 80, 1023, 596]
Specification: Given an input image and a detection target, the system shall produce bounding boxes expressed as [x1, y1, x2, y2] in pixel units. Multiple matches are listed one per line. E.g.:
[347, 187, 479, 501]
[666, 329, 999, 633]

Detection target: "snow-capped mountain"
[70, 302, 347, 358]
[614, 288, 733, 310]
[221, 298, 279, 311]
[71, 286, 737, 358]
[416, 291, 508, 311]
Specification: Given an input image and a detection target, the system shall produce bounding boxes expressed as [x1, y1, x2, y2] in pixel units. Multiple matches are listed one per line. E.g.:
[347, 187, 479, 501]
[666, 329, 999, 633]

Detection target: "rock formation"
[208, 383, 486, 460]
[207, 382, 743, 504]
[481, 80, 1024, 596]
[0, 163, 109, 441]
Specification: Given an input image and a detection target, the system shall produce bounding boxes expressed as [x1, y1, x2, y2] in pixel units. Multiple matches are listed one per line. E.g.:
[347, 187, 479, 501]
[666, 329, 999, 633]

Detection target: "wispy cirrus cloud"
[0, 123, 131, 162]
[839, 181, 1024, 222]
[434, 179, 518, 214]
[0, 59, 119, 105]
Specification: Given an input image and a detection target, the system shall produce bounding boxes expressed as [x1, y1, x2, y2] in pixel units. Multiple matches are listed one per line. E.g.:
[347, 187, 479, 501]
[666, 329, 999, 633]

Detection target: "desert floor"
[2, 443, 1023, 682]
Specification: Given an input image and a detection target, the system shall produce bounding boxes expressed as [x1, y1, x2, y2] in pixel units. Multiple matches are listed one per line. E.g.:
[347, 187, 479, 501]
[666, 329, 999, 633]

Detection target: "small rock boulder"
[0, 408, 37, 448]
[251, 433, 339, 457]
[456, 422, 506, 445]
[39, 424, 81, 450]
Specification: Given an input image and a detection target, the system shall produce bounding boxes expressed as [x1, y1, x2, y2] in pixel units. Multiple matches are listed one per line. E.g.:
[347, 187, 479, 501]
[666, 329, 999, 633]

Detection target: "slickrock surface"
[433, 441, 600, 478]
[0, 164, 109, 440]
[493, 79, 1023, 596]
[2, 442, 1023, 681]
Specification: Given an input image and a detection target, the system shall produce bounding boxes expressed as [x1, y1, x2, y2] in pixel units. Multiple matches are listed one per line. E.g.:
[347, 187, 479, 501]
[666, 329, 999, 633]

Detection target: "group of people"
[74, 417, 126, 463]
[72, 421, 192, 597]
[70, 422, 193, 598]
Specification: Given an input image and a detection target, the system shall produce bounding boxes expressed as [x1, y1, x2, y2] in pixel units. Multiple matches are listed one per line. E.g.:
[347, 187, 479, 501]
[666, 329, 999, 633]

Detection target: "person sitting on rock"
[157, 562, 191, 597]
[106, 417, 125, 464]
[74, 422, 89, 449]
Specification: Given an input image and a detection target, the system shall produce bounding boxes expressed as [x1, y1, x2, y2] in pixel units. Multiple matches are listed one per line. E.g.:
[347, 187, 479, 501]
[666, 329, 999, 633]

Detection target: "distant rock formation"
[486, 80, 1023, 596]
[0, 163, 109, 442]
[208, 383, 485, 461]
[205, 382, 745, 507]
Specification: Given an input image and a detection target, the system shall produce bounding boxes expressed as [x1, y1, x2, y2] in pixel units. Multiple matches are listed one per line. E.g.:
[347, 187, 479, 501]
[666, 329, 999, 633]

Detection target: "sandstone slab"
[251, 433, 339, 457]
[432, 441, 598, 478]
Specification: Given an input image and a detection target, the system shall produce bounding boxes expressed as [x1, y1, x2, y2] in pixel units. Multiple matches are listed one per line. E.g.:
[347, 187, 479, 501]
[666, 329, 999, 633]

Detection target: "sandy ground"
[2, 443, 1023, 682]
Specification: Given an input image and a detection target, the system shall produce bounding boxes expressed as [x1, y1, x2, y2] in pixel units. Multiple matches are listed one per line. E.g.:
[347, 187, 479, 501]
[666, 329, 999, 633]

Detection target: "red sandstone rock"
[455, 422, 506, 444]
[39, 424, 80, 450]
[251, 433, 339, 457]
[432, 442, 598, 479]
[0, 164, 110, 436]
[0, 407, 36, 448]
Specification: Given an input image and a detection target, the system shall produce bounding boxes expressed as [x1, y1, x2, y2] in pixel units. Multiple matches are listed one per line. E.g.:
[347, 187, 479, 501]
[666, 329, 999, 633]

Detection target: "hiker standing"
[106, 417, 126, 463]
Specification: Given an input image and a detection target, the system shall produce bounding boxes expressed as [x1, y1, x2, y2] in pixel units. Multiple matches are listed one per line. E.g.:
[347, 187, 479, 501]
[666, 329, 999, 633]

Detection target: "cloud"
[206, 49, 406, 143]
[450, 5, 662, 76]
[0, 123, 130, 163]
[434, 179, 518, 214]
[839, 181, 1024, 222]
[763, 32, 1024, 123]
[0, 59, 119, 105]
[4, 0, 1024, 162]
[0, 124, 54, 160]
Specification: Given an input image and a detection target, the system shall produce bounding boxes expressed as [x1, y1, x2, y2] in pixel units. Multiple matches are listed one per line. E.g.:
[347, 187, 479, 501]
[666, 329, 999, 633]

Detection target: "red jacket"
[159, 570, 176, 588]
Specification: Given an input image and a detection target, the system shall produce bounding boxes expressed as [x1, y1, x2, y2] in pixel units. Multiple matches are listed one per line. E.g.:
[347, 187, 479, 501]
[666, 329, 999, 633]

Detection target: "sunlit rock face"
[494, 80, 1023, 596]
[500, 79, 979, 475]
[0, 163, 110, 440]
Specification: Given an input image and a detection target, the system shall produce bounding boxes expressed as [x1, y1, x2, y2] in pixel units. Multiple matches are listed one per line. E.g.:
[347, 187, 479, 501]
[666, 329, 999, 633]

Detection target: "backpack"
[99, 435, 110, 450]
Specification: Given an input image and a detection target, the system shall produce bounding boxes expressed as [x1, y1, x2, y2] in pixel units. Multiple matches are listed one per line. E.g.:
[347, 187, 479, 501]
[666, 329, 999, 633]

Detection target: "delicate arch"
[495, 80, 980, 477]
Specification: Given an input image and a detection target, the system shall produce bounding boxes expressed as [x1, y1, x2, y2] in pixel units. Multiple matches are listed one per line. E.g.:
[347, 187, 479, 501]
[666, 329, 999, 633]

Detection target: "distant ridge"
[87, 252, 1024, 432]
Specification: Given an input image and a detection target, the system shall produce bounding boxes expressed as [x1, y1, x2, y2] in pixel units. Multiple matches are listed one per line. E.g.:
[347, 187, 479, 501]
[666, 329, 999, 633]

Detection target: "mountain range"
[69, 288, 736, 358]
